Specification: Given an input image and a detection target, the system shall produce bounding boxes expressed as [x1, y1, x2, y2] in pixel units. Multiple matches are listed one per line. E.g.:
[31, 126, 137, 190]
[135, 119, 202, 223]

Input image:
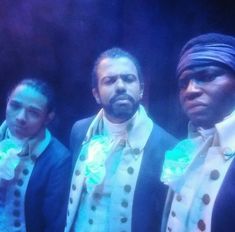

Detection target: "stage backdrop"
[0, 0, 234, 145]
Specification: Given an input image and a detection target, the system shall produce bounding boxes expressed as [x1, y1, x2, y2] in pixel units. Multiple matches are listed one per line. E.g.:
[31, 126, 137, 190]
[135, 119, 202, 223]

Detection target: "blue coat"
[25, 137, 71, 232]
[212, 158, 235, 232]
[69, 117, 177, 232]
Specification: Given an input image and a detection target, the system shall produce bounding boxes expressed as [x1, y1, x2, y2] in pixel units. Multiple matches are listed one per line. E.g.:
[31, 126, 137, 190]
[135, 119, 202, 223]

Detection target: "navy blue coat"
[70, 116, 177, 232]
[212, 158, 235, 232]
[25, 137, 71, 232]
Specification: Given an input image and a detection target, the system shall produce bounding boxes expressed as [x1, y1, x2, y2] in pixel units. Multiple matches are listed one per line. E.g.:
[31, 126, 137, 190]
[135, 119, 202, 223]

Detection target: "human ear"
[45, 111, 55, 125]
[92, 88, 101, 104]
[140, 83, 144, 99]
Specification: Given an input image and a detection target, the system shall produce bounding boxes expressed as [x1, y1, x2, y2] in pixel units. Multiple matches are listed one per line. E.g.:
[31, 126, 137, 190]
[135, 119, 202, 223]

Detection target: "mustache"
[110, 94, 135, 104]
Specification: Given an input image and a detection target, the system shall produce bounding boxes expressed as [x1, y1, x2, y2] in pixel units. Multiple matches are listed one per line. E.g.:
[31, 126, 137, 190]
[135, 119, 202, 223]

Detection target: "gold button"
[176, 194, 182, 201]
[127, 167, 134, 174]
[124, 185, 131, 193]
[14, 220, 21, 227]
[121, 200, 128, 208]
[132, 148, 141, 154]
[121, 217, 128, 223]
[75, 170, 80, 176]
[197, 219, 206, 231]
[210, 169, 220, 180]
[17, 179, 23, 187]
[202, 194, 210, 205]
[23, 169, 29, 175]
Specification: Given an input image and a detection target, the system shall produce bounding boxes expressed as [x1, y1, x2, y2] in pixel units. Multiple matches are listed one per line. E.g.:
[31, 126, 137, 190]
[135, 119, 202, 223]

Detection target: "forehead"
[179, 65, 226, 80]
[8, 84, 48, 110]
[97, 57, 138, 78]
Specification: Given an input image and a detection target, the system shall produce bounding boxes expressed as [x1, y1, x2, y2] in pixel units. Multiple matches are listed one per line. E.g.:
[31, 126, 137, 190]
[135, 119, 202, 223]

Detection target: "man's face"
[179, 65, 235, 129]
[6, 84, 52, 140]
[93, 57, 143, 123]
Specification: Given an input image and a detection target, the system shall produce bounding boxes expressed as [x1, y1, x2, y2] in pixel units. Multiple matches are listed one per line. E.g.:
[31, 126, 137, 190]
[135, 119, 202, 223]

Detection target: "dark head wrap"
[177, 33, 235, 78]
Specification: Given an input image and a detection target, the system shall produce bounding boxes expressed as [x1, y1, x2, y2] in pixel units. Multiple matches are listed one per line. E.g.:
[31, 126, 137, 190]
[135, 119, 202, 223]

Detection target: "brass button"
[127, 167, 134, 174]
[197, 219, 206, 231]
[132, 148, 141, 154]
[75, 170, 80, 176]
[14, 220, 21, 227]
[124, 185, 131, 193]
[23, 169, 29, 175]
[176, 194, 182, 201]
[202, 194, 210, 205]
[17, 179, 23, 187]
[210, 170, 220, 180]
[121, 200, 128, 208]
[121, 217, 128, 223]
[91, 205, 96, 211]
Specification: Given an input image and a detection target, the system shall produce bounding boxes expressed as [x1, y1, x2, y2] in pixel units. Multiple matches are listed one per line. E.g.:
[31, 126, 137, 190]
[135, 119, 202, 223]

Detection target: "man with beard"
[65, 48, 177, 232]
[161, 33, 235, 232]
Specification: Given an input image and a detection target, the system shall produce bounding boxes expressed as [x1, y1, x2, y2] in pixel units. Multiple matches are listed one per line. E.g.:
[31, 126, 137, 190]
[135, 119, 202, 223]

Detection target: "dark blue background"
[0, 0, 234, 145]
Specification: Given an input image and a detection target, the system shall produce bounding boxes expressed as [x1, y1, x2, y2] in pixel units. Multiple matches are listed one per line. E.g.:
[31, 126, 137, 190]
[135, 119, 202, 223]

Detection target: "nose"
[115, 77, 126, 92]
[183, 79, 202, 99]
[16, 109, 27, 124]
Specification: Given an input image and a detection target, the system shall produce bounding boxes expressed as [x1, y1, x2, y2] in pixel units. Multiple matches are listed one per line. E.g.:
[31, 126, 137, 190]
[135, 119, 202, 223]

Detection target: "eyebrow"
[9, 99, 44, 113]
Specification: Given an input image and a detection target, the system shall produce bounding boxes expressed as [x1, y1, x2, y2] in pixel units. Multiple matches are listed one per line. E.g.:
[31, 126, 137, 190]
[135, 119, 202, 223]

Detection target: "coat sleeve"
[42, 142, 72, 232]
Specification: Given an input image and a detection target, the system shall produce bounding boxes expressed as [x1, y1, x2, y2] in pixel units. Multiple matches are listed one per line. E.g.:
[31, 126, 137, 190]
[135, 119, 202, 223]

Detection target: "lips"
[110, 94, 134, 104]
[184, 101, 208, 113]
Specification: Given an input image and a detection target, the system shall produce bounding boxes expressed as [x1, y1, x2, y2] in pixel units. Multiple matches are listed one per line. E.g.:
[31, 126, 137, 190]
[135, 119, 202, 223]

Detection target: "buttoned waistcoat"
[66, 116, 177, 232]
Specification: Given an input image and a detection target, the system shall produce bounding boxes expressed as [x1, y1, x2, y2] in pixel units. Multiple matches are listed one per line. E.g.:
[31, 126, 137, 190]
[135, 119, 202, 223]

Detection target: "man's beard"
[103, 94, 140, 122]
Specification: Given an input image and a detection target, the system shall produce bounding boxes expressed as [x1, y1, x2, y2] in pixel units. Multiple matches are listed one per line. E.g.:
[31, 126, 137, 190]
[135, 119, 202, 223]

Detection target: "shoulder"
[147, 123, 178, 150]
[70, 116, 94, 155]
[71, 116, 94, 135]
[44, 137, 71, 162]
[152, 123, 177, 141]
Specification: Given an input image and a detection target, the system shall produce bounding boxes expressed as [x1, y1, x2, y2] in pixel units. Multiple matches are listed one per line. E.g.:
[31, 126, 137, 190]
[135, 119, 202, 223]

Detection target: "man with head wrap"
[161, 33, 235, 232]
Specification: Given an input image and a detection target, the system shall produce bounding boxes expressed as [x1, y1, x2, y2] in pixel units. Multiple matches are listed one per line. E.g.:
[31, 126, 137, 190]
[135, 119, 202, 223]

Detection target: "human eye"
[122, 74, 137, 83]
[27, 108, 42, 118]
[102, 76, 116, 85]
[195, 73, 217, 83]
[178, 77, 189, 90]
[195, 67, 226, 83]
[9, 100, 21, 110]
